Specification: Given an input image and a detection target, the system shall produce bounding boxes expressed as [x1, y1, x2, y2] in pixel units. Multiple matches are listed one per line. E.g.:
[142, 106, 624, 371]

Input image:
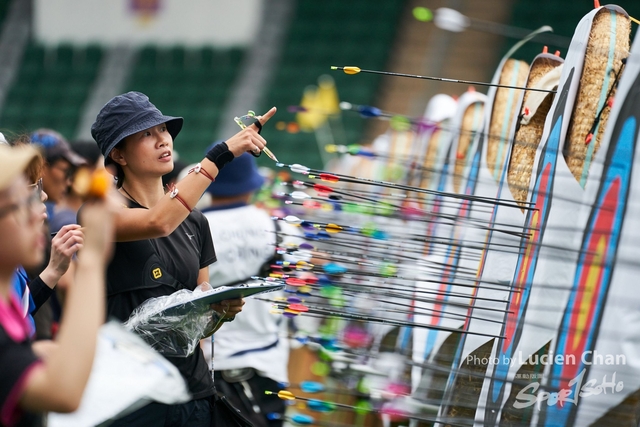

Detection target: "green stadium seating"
[258, 0, 405, 170]
[0, 43, 103, 140]
[125, 46, 244, 160]
[0, 0, 403, 165]
[0, 0, 11, 33]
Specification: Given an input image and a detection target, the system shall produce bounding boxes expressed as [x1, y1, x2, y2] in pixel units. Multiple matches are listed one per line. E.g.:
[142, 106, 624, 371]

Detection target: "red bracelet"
[167, 184, 192, 212]
[188, 163, 215, 181]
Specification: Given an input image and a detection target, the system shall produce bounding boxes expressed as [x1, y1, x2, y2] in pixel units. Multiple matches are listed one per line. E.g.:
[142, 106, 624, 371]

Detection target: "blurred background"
[0, 0, 639, 171]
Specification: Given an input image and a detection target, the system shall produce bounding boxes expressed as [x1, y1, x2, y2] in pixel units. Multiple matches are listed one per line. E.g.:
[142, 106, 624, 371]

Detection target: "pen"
[259, 145, 279, 163]
[51, 227, 85, 237]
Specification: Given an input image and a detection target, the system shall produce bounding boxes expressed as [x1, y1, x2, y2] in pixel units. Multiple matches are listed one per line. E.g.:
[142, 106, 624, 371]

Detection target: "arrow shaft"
[335, 66, 556, 93]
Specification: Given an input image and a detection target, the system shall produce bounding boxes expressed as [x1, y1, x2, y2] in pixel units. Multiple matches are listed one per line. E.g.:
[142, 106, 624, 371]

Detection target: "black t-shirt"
[105, 200, 217, 399]
[0, 299, 43, 427]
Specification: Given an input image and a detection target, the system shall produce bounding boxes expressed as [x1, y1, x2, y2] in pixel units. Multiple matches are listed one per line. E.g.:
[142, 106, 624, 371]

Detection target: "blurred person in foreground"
[0, 143, 116, 427]
[2, 134, 84, 338]
[201, 152, 303, 427]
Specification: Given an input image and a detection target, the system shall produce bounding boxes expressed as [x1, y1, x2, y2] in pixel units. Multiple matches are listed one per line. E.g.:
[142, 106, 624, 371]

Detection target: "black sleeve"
[27, 276, 54, 314]
[0, 329, 41, 426]
[196, 210, 216, 268]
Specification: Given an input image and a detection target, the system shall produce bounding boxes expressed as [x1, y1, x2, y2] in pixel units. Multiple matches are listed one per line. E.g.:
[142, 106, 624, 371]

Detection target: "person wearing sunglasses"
[0, 143, 116, 427]
[2, 136, 85, 340]
[90, 91, 275, 426]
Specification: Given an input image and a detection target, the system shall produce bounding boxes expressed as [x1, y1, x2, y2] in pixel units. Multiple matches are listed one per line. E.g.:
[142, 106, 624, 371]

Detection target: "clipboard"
[160, 282, 284, 317]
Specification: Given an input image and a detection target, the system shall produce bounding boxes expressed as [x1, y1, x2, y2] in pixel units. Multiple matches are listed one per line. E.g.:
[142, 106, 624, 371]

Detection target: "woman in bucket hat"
[0, 144, 116, 427]
[90, 91, 276, 426]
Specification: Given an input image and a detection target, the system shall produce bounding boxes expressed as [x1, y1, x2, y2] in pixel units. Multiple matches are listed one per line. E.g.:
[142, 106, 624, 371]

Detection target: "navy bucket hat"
[91, 91, 183, 165]
[205, 150, 265, 197]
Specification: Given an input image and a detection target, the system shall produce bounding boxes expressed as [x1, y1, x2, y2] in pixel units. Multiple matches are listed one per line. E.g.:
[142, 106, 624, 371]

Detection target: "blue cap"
[91, 91, 183, 165]
[205, 149, 264, 197]
[30, 128, 86, 166]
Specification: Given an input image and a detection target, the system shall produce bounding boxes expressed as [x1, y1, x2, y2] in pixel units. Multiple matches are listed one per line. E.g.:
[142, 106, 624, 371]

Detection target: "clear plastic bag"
[124, 283, 222, 357]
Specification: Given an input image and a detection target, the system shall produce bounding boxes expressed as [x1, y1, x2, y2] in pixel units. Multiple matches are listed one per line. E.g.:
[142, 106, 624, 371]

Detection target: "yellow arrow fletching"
[325, 144, 338, 153]
[326, 223, 343, 233]
[343, 66, 361, 75]
[278, 390, 296, 400]
[296, 260, 314, 270]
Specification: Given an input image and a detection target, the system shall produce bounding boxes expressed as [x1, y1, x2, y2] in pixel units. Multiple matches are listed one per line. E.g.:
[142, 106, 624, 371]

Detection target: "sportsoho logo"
[514, 367, 624, 409]
[466, 351, 627, 409]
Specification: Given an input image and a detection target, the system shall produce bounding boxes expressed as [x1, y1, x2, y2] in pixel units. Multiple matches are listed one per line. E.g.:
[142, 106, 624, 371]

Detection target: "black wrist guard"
[205, 141, 234, 171]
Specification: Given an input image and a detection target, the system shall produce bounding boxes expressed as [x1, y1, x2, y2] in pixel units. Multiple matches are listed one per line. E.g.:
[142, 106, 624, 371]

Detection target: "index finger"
[52, 223, 82, 239]
[256, 106, 277, 126]
[60, 223, 82, 232]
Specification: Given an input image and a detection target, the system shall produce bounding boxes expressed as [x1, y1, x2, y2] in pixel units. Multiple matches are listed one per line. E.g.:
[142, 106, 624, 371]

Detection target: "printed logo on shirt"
[152, 267, 163, 279]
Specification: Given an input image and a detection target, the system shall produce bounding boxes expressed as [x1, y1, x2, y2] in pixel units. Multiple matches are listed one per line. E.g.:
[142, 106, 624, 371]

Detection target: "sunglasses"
[29, 178, 44, 198]
[0, 180, 43, 221]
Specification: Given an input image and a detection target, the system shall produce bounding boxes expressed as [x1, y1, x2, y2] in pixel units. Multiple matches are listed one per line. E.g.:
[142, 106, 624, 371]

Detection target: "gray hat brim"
[63, 149, 89, 167]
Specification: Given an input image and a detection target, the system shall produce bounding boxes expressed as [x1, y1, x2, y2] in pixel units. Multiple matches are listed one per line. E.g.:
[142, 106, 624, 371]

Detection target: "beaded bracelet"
[187, 163, 215, 181]
[167, 184, 192, 212]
